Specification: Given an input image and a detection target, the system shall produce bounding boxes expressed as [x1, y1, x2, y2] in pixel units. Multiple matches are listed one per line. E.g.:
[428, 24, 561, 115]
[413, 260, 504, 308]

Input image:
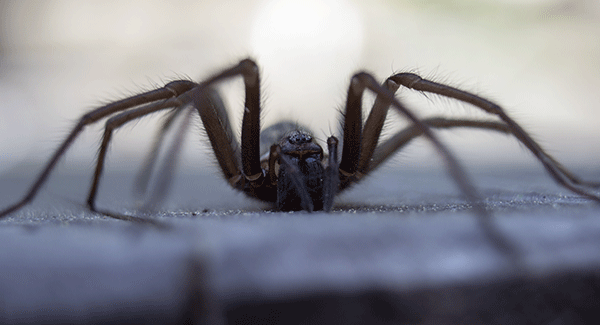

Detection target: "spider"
[0, 58, 599, 222]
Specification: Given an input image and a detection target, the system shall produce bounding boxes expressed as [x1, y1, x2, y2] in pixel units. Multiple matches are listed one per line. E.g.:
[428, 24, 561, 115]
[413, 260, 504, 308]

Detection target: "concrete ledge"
[1, 169, 599, 324]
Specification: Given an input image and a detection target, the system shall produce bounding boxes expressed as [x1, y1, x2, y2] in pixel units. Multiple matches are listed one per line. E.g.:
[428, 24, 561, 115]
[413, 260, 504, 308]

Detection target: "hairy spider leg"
[184, 60, 262, 189]
[133, 87, 237, 208]
[0, 59, 261, 220]
[345, 73, 523, 268]
[357, 79, 401, 177]
[370, 118, 511, 172]
[87, 98, 183, 210]
[340, 73, 485, 216]
[388, 73, 600, 202]
[133, 106, 186, 200]
[142, 107, 195, 210]
[0, 80, 197, 219]
[88, 60, 262, 213]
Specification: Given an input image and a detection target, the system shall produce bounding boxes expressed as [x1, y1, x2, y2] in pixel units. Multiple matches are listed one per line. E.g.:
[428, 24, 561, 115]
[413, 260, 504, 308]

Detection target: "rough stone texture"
[1, 167, 600, 324]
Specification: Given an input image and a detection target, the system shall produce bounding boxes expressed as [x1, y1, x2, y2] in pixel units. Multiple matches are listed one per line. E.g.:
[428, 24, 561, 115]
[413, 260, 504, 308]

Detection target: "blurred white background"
[1, 0, 599, 176]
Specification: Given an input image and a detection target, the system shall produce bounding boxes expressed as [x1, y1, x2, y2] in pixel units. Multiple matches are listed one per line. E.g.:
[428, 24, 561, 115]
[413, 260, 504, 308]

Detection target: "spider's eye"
[287, 131, 312, 145]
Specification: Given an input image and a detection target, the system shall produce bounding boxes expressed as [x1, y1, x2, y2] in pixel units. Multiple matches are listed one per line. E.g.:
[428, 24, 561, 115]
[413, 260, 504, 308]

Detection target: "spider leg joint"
[350, 72, 370, 94]
[390, 73, 422, 88]
[239, 58, 259, 87]
[164, 80, 196, 96]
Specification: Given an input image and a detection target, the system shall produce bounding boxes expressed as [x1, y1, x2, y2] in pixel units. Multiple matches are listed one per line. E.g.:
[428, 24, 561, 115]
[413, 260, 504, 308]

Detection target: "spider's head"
[279, 130, 323, 161]
[275, 129, 326, 212]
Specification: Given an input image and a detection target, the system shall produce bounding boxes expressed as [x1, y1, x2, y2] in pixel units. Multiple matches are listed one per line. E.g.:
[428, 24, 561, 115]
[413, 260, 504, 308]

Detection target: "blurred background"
[1, 0, 599, 177]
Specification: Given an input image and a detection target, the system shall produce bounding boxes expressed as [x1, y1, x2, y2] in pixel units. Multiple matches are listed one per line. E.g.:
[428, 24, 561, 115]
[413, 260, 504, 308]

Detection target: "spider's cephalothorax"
[0, 58, 599, 222]
[274, 128, 326, 211]
[238, 121, 337, 212]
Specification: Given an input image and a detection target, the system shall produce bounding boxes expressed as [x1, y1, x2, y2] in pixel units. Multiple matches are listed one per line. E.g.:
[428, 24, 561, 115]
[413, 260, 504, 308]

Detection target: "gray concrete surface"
[1, 167, 600, 324]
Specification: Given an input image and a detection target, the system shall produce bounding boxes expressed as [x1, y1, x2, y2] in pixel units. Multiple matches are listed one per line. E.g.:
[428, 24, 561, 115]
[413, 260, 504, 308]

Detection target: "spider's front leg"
[336, 73, 486, 216]
[188, 59, 278, 203]
[199, 58, 336, 213]
[113, 58, 295, 211]
[337, 77, 400, 190]
[133, 87, 236, 209]
[337, 73, 524, 265]
[85, 59, 266, 215]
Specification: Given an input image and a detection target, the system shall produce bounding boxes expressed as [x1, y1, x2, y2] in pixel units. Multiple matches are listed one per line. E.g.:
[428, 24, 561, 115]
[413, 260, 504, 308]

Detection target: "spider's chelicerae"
[1, 58, 599, 222]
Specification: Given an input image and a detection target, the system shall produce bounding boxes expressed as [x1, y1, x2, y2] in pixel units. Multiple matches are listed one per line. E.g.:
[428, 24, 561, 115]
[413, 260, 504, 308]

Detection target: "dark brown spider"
[1, 58, 599, 222]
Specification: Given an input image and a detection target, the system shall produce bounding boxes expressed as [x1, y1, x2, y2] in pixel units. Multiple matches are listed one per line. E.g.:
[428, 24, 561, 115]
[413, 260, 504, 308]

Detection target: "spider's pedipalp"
[323, 136, 340, 212]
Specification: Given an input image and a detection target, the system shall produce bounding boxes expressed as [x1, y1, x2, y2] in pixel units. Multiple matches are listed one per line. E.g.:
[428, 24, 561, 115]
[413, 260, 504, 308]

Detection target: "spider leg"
[135, 87, 236, 208]
[389, 73, 600, 202]
[336, 77, 401, 190]
[348, 73, 522, 267]
[357, 79, 400, 175]
[369, 118, 510, 172]
[0, 81, 196, 219]
[240, 64, 263, 180]
[340, 74, 486, 216]
[87, 98, 182, 211]
[90, 59, 263, 212]
[141, 107, 195, 210]
[133, 107, 186, 200]
[190, 87, 242, 186]
[371, 116, 600, 191]
[338, 73, 365, 177]
[187, 59, 263, 190]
